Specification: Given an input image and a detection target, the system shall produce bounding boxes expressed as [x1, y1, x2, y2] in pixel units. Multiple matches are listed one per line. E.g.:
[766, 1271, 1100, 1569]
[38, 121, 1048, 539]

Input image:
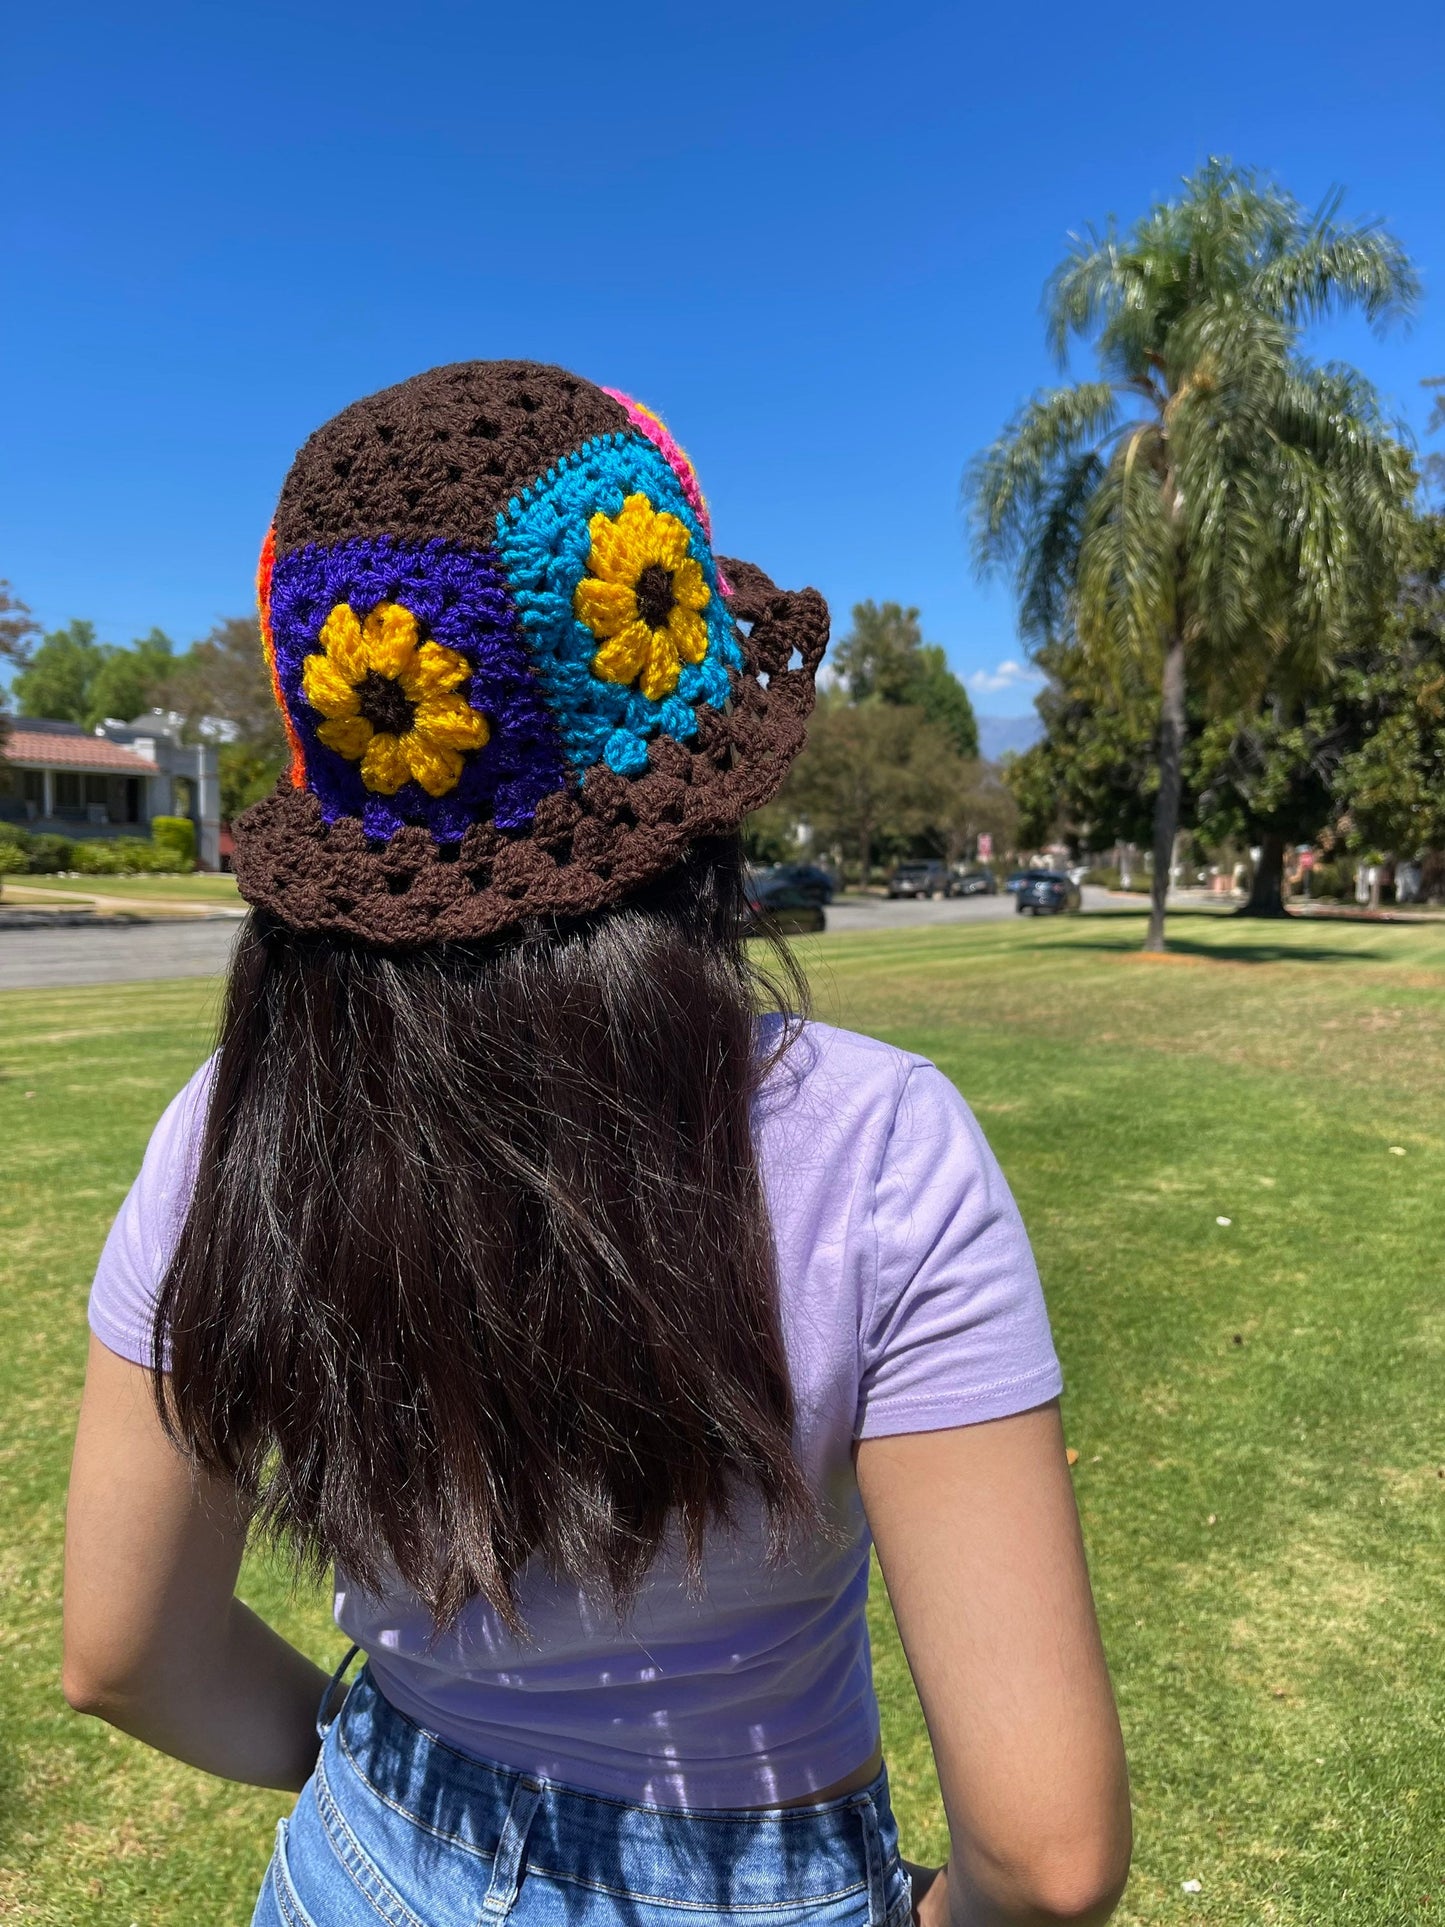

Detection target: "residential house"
[0, 714, 222, 869]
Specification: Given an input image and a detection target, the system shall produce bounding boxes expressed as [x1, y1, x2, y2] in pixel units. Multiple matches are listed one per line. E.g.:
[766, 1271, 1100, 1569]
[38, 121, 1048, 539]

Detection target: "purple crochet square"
[268, 536, 566, 840]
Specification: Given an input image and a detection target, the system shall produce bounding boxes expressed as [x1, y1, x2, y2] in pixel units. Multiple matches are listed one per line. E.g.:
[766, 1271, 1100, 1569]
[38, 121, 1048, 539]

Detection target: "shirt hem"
[363, 1655, 884, 1810]
[854, 1361, 1063, 1439]
[87, 1307, 158, 1373]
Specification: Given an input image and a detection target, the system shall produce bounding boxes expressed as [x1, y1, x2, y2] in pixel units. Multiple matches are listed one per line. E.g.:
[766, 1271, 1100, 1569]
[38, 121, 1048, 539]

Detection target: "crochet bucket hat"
[233, 361, 828, 945]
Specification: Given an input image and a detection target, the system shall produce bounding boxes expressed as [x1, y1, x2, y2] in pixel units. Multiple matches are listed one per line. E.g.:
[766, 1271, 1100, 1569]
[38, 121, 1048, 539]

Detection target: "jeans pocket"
[251, 1818, 321, 1927]
[885, 1867, 915, 1927]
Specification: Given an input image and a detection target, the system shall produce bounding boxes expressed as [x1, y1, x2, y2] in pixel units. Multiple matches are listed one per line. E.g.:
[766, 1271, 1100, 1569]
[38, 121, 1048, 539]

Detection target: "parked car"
[952, 869, 997, 897]
[761, 862, 835, 905]
[745, 869, 827, 934]
[887, 860, 953, 900]
[1015, 871, 1083, 915]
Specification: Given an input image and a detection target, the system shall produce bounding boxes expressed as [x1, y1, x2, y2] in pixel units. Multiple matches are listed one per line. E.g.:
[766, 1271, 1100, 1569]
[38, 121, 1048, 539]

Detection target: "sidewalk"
[0, 881, 246, 922]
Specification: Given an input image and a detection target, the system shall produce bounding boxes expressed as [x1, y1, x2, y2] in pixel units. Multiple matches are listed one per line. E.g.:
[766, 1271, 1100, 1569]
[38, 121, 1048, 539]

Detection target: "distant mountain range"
[977, 714, 1042, 762]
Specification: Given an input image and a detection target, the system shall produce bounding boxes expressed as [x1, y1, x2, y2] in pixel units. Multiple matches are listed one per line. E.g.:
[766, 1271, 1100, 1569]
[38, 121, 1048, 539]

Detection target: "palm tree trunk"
[1145, 635, 1186, 953]
[1237, 831, 1289, 918]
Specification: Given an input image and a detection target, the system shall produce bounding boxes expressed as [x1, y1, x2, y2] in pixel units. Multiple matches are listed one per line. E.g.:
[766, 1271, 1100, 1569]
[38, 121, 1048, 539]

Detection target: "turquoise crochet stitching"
[495, 433, 741, 778]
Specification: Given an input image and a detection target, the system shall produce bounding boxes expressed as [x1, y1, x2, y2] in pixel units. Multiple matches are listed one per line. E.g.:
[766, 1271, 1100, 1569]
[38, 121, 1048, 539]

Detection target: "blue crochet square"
[494, 434, 741, 779]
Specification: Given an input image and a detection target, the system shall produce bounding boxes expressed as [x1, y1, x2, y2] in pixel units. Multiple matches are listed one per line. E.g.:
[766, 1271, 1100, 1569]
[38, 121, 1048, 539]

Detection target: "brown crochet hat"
[233, 361, 828, 945]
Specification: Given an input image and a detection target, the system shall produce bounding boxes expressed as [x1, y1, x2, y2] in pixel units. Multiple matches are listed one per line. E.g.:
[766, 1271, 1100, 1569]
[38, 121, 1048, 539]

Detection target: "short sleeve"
[87, 1061, 215, 1370]
[855, 1063, 1062, 1437]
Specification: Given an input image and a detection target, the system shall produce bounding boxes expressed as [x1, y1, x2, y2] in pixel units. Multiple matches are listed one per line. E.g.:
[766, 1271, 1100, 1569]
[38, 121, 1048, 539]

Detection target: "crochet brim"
[232, 561, 826, 946]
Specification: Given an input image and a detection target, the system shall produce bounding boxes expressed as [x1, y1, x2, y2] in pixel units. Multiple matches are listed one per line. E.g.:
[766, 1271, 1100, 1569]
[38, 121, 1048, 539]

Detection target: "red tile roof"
[2, 728, 158, 774]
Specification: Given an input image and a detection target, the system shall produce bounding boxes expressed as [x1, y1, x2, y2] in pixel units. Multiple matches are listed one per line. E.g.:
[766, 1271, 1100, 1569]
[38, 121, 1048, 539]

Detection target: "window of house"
[55, 772, 83, 808]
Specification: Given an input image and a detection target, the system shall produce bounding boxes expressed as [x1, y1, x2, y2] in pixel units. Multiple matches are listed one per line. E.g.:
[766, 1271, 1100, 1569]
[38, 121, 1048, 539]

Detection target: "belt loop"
[479, 1775, 543, 1923]
[315, 1643, 360, 1743]
[852, 1792, 887, 1927]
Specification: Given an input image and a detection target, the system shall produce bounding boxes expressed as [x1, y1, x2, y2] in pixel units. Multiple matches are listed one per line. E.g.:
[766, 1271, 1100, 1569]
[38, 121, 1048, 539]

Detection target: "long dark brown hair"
[155, 837, 815, 1627]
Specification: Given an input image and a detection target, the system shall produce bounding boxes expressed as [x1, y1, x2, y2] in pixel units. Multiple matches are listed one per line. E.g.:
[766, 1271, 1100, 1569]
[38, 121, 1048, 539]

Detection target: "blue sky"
[5, 0, 1442, 716]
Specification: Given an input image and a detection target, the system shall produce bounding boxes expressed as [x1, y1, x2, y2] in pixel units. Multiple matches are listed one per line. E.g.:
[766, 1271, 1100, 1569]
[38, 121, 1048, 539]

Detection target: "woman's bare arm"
[63, 1335, 331, 1790]
[856, 1401, 1130, 1927]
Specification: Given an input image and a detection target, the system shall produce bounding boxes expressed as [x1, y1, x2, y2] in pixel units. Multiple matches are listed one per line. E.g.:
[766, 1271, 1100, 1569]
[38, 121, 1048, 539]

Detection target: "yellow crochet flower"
[301, 602, 489, 798]
[574, 493, 711, 701]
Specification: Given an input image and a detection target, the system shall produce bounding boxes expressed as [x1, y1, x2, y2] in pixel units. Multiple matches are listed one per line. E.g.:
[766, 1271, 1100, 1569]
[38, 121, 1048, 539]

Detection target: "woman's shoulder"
[758, 1020, 1062, 1438]
[142, 1057, 219, 1187]
[87, 1056, 218, 1368]
[755, 1018, 981, 1203]
[758, 1017, 939, 1134]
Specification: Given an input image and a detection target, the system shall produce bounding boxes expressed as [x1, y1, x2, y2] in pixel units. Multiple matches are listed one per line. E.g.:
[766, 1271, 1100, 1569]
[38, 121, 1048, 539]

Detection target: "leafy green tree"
[0, 580, 40, 748]
[1003, 636, 1183, 854]
[88, 628, 176, 726]
[14, 620, 105, 724]
[1190, 513, 1445, 907]
[217, 742, 286, 822]
[170, 617, 288, 819]
[778, 694, 989, 880]
[1193, 706, 1340, 911]
[15, 620, 178, 730]
[833, 601, 979, 757]
[0, 581, 38, 675]
[969, 160, 1417, 945]
[172, 618, 280, 746]
[1333, 512, 1445, 867]
[777, 695, 924, 880]
[910, 748, 1019, 864]
[1423, 378, 1445, 498]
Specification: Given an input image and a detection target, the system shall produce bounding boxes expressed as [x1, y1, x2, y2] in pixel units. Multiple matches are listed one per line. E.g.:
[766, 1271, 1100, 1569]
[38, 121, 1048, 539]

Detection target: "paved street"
[825, 886, 1112, 933]
[0, 889, 1123, 990]
[0, 919, 244, 990]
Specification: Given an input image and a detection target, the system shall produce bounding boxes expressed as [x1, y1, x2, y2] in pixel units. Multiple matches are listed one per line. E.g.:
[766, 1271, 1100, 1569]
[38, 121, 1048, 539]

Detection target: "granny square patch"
[266, 535, 566, 840]
[495, 434, 741, 779]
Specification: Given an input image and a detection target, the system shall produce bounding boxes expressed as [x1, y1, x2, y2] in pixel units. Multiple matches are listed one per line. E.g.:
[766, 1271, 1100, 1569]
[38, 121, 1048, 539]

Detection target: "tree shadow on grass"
[1044, 914, 1374, 967]
[1151, 939, 1369, 966]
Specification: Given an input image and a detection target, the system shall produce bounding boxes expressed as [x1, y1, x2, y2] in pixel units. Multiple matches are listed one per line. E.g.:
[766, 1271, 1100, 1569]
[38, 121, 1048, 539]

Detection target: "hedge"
[0, 826, 192, 876]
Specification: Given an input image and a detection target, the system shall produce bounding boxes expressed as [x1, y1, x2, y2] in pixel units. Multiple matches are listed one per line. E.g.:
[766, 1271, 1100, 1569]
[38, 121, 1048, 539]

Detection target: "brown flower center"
[356, 670, 416, 737]
[635, 563, 677, 630]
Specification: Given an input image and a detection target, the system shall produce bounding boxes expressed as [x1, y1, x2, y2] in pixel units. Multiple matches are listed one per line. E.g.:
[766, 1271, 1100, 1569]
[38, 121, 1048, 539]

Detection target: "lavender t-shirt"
[89, 1020, 1061, 1806]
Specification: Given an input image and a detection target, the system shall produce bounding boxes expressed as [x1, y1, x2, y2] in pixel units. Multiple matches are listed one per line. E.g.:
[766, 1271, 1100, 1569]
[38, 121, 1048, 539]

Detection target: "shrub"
[1305, 860, 1354, 901]
[70, 838, 176, 876]
[22, 834, 76, 874]
[150, 815, 197, 870]
[0, 840, 26, 876]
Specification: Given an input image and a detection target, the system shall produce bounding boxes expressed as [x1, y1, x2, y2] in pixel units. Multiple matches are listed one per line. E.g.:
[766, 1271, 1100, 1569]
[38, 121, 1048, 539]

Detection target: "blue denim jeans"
[252, 1664, 913, 1927]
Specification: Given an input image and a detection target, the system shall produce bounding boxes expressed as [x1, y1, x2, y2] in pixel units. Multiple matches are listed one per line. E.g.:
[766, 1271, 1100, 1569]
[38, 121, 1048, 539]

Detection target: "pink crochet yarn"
[601, 389, 712, 540]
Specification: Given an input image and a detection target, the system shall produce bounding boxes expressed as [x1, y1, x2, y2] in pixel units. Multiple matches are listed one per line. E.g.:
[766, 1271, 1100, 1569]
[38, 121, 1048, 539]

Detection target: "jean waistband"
[329, 1668, 898, 1911]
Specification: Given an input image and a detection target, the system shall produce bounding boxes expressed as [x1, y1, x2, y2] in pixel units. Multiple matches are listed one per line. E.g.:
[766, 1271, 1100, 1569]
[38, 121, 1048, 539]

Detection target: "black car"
[1015, 871, 1082, 915]
[952, 870, 997, 897]
[888, 860, 953, 900]
[762, 862, 835, 906]
[745, 870, 827, 934]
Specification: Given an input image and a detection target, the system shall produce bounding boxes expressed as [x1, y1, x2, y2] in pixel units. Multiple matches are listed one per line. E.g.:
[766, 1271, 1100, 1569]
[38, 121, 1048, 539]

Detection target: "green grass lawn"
[3, 872, 243, 903]
[2, 911, 1442, 1924]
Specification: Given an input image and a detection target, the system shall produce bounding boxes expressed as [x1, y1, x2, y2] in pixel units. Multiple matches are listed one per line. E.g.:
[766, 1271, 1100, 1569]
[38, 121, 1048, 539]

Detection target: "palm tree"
[968, 161, 1417, 947]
